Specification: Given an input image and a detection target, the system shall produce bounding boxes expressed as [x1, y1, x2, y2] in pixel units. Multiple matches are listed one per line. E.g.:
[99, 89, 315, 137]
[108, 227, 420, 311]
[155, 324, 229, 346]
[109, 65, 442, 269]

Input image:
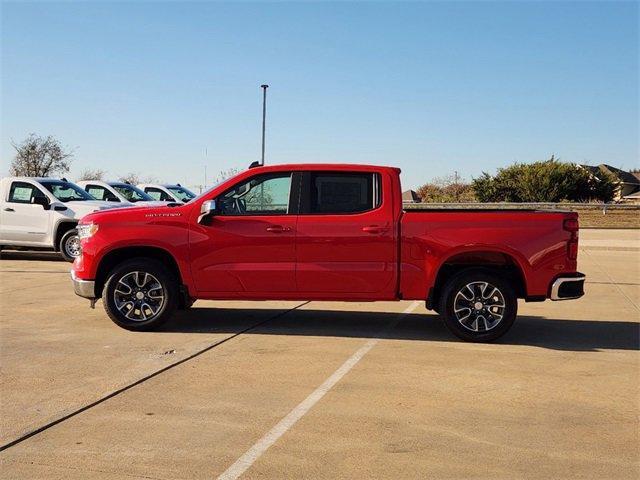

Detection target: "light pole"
[260, 84, 268, 165]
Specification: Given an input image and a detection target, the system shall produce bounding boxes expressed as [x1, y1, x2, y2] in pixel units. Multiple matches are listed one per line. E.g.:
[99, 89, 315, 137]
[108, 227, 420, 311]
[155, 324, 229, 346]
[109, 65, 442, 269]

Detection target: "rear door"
[190, 171, 299, 295]
[295, 170, 398, 298]
[0, 181, 51, 244]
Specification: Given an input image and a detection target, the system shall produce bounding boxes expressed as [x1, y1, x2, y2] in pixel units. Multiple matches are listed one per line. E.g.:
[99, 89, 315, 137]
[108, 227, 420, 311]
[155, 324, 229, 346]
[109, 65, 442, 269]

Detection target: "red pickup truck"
[71, 164, 584, 342]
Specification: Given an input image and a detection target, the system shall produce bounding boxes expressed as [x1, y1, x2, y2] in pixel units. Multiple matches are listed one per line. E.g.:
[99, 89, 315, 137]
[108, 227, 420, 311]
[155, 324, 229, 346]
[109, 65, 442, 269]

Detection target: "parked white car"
[0, 177, 125, 261]
[137, 183, 197, 203]
[76, 180, 165, 206]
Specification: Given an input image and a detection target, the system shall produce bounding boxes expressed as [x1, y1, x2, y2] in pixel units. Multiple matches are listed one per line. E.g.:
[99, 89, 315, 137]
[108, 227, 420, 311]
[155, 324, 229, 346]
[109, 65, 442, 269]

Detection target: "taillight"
[563, 218, 579, 233]
[564, 217, 579, 260]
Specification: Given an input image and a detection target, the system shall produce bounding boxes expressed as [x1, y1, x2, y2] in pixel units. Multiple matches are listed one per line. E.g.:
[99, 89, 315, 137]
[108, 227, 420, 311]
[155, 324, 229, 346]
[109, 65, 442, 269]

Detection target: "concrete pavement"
[0, 229, 638, 479]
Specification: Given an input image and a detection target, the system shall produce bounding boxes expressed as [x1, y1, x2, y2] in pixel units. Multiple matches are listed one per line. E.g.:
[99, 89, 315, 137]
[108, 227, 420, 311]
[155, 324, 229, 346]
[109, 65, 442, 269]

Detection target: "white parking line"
[216, 300, 422, 480]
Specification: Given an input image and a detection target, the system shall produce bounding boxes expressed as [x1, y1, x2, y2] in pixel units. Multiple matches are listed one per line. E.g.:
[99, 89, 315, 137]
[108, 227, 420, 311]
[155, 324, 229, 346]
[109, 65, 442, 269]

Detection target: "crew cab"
[137, 183, 196, 203]
[76, 180, 165, 206]
[71, 164, 585, 342]
[0, 177, 125, 261]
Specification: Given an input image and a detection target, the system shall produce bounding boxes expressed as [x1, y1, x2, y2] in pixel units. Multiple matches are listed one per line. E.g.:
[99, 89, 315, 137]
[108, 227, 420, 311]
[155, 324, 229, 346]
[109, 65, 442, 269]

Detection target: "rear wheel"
[102, 258, 178, 331]
[440, 269, 517, 342]
[59, 229, 80, 262]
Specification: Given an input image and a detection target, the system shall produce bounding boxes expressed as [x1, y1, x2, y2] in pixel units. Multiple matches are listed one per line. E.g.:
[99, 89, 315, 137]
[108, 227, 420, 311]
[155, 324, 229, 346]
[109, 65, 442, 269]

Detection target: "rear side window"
[145, 187, 173, 201]
[308, 172, 380, 214]
[8, 182, 46, 204]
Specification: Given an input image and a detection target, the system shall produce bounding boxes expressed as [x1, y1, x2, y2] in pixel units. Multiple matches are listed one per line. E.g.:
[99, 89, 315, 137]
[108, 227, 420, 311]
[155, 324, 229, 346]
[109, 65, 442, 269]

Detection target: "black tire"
[178, 296, 196, 310]
[59, 229, 81, 262]
[102, 258, 178, 331]
[440, 268, 517, 342]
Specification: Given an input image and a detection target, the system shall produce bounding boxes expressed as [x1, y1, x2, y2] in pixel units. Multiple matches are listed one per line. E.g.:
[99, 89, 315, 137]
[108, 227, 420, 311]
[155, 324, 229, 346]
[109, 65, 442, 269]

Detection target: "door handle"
[3, 208, 15, 212]
[266, 225, 292, 233]
[362, 225, 388, 234]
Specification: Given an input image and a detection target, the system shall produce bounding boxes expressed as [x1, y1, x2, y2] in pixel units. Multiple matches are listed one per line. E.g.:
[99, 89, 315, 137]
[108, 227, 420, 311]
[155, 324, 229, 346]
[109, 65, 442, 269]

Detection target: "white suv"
[137, 183, 197, 203]
[76, 180, 165, 206]
[0, 177, 125, 261]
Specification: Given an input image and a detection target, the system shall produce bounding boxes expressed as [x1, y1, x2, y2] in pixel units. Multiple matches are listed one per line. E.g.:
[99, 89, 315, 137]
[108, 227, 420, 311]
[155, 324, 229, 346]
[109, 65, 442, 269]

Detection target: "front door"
[295, 171, 398, 298]
[190, 172, 299, 296]
[0, 181, 51, 245]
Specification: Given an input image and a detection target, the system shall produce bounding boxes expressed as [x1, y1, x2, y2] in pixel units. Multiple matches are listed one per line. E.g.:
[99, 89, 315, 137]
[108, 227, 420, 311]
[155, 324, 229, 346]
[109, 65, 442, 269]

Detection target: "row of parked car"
[0, 176, 197, 261]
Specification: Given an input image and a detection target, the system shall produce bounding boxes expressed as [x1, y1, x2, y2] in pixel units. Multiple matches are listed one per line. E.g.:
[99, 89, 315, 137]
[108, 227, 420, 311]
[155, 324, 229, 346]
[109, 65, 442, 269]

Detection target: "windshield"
[167, 186, 196, 202]
[111, 183, 154, 202]
[41, 180, 94, 202]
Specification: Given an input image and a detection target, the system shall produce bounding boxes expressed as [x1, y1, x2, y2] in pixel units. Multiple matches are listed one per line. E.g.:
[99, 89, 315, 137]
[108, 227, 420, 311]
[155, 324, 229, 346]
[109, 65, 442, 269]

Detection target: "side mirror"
[32, 196, 50, 210]
[198, 199, 217, 224]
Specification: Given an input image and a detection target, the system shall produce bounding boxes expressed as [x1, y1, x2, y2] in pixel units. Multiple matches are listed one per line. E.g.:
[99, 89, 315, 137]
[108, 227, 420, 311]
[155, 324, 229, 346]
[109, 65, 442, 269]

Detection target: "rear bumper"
[550, 273, 585, 301]
[71, 270, 96, 299]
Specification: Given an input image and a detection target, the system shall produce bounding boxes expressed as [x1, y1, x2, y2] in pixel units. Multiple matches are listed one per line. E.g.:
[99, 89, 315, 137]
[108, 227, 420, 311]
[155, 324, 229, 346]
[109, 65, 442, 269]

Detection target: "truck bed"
[398, 208, 578, 301]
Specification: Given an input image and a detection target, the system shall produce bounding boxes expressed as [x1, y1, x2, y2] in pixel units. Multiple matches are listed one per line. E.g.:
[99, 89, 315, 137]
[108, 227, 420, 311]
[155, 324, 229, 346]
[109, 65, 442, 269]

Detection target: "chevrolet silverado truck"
[0, 177, 125, 261]
[71, 164, 585, 342]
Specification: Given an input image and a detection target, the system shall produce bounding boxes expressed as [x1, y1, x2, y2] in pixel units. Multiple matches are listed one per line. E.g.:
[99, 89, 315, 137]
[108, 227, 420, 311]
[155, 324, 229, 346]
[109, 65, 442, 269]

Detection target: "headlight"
[77, 223, 99, 239]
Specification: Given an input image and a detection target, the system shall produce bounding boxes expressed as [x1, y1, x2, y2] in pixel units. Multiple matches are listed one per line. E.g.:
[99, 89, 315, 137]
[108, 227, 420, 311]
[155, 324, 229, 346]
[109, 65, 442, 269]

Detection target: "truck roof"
[246, 163, 401, 174]
[2, 176, 63, 182]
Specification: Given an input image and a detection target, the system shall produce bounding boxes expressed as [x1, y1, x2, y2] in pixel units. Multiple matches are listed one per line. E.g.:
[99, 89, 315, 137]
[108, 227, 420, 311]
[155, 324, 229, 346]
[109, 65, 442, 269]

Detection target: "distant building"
[578, 164, 640, 201]
[402, 189, 422, 203]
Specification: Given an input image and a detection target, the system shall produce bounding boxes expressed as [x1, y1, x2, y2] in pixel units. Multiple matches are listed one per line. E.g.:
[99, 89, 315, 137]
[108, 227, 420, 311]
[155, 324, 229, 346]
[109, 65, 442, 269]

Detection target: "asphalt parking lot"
[1, 229, 638, 479]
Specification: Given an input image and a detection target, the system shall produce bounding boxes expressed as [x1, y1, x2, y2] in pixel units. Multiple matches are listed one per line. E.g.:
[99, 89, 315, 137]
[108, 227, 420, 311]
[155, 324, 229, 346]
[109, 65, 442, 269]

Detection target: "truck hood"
[65, 200, 128, 217]
[127, 201, 170, 208]
[79, 202, 191, 224]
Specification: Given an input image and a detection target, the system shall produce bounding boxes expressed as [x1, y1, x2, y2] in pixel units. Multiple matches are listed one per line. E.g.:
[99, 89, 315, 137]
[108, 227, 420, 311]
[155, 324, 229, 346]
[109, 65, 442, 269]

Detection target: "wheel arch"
[427, 249, 527, 310]
[53, 221, 78, 251]
[94, 246, 183, 299]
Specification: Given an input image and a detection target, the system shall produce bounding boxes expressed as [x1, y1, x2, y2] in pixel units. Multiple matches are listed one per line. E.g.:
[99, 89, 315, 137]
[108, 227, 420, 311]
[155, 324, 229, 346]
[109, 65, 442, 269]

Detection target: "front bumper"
[71, 270, 96, 299]
[550, 273, 585, 300]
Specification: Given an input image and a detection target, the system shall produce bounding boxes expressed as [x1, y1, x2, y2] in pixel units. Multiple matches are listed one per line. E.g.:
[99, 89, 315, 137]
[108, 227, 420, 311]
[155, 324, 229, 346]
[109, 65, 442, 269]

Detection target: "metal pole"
[261, 84, 269, 165]
[454, 170, 459, 202]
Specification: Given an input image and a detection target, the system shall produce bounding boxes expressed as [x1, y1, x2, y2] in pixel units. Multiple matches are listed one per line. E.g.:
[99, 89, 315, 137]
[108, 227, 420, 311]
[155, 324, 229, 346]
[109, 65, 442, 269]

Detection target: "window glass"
[85, 185, 119, 202]
[145, 187, 172, 201]
[40, 180, 93, 202]
[218, 173, 292, 216]
[167, 186, 196, 202]
[111, 184, 152, 202]
[8, 182, 46, 204]
[310, 173, 377, 214]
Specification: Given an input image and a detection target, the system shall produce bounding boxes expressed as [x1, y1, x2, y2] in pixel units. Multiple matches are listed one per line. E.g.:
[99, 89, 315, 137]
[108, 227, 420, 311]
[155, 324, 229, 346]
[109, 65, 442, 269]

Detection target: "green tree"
[472, 157, 616, 202]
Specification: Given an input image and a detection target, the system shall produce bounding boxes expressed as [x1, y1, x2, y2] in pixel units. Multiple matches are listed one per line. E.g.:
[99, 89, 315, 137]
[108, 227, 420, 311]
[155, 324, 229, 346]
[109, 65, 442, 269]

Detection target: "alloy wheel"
[65, 235, 81, 258]
[453, 281, 506, 332]
[113, 271, 165, 321]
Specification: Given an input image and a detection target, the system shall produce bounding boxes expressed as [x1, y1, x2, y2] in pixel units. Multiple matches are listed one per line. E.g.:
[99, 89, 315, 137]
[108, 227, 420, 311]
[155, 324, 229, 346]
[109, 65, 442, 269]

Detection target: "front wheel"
[59, 229, 81, 262]
[440, 269, 517, 342]
[102, 258, 178, 331]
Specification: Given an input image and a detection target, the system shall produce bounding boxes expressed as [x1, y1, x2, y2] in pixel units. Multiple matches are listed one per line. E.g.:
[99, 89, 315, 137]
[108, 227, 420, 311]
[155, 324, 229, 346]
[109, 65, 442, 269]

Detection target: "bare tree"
[118, 172, 141, 184]
[9, 134, 74, 177]
[77, 168, 107, 181]
[214, 167, 241, 184]
[118, 172, 159, 184]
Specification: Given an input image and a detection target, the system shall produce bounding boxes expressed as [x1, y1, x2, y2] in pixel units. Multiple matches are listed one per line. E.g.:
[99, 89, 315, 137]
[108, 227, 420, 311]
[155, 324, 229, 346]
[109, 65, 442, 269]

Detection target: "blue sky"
[1, 1, 638, 189]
